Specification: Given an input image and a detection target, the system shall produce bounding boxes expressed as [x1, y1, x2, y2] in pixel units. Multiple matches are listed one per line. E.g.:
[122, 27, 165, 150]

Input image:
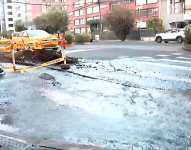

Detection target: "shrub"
[75, 33, 91, 43]
[184, 25, 191, 44]
[0, 31, 12, 39]
[65, 32, 75, 44]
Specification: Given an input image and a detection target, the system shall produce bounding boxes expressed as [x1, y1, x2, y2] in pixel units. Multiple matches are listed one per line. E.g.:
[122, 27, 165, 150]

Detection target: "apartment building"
[135, 0, 162, 29]
[0, 0, 15, 32]
[15, 0, 43, 27]
[164, 0, 191, 29]
[44, 0, 135, 33]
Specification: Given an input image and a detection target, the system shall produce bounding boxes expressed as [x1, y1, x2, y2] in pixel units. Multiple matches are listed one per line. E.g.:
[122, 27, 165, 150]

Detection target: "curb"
[182, 46, 191, 51]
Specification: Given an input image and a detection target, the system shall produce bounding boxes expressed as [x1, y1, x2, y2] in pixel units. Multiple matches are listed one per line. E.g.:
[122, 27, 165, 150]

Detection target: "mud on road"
[1, 57, 191, 149]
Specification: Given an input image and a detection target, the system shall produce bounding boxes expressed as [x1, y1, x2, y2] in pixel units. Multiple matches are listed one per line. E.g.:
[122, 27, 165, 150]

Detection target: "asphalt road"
[1, 41, 191, 150]
[66, 41, 191, 67]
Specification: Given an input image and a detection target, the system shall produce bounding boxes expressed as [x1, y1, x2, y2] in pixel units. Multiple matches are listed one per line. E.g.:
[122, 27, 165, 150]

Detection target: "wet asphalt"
[1, 41, 191, 149]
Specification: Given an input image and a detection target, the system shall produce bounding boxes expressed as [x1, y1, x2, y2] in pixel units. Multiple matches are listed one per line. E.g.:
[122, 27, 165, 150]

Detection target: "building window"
[68, 3, 73, 6]
[74, 0, 83, 7]
[8, 18, 13, 21]
[100, 4, 107, 8]
[75, 9, 83, 16]
[8, 24, 14, 27]
[8, 12, 13, 15]
[93, 16, 99, 19]
[70, 29, 74, 32]
[81, 28, 85, 33]
[62, 5, 66, 10]
[137, 8, 158, 18]
[170, 0, 184, 14]
[93, 6, 99, 13]
[75, 20, 79, 25]
[80, 19, 85, 24]
[124, 0, 134, 3]
[86, 0, 97, 3]
[75, 19, 85, 25]
[17, 13, 21, 17]
[147, 0, 158, 4]
[7, 6, 12, 9]
[7, 0, 12, 3]
[87, 17, 93, 21]
[68, 12, 73, 15]
[69, 20, 73, 24]
[87, 7, 93, 14]
[136, 0, 146, 5]
[25, 5, 31, 10]
[87, 27, 90, 32]
[147, 8, 158, 16]
[75, 28, 80, 33]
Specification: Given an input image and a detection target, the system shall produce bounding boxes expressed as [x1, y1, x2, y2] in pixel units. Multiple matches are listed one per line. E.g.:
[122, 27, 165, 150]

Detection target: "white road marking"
[171, 53, 182, 55]
[140, 56, 153, 59]
[160, 59, 191, 64]
[156, 54, 170, 57]
[66, 48, 102, 54]
[140, 61, 191, 70]
[176, 57, 191, 60]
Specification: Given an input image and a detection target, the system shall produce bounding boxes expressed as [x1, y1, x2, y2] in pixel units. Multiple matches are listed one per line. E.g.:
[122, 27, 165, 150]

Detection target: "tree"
[33, 5, 68, 33]
[15, 24, 28, 32]
[103, 5, 135, 41]
[147, 18, 164, 34]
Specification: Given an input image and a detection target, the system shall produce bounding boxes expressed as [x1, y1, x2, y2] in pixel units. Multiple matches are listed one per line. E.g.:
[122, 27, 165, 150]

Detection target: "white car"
[155, 28, 185, 43]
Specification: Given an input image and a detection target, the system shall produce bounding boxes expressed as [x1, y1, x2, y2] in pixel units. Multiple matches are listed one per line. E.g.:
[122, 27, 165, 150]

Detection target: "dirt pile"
[0, 50, 78, 64]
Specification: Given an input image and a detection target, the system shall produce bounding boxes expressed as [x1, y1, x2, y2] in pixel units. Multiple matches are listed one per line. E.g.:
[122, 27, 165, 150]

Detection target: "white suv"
[155, 28, 185, 43]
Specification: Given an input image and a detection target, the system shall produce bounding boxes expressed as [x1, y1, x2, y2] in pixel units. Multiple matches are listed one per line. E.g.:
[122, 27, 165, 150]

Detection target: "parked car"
[155, 28, 185, 43]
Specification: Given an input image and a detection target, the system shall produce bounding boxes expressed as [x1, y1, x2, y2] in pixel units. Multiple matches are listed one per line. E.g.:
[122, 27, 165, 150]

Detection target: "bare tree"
[103, 5, 135, 41]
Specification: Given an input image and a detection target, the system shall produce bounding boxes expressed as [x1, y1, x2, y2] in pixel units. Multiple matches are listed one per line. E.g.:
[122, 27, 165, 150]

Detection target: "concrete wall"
[92, 30, 164, 41]
[161, 0, 170, 30]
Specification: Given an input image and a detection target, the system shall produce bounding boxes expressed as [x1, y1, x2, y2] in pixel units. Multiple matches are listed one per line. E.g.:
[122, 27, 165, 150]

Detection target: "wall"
[161, 0, 170, 29]
[91, 30, 163, 40]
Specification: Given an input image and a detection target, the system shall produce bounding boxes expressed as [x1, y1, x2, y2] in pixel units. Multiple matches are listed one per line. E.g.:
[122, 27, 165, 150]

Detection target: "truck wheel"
[176, 36, 183, 43]
[156, 37, 162, 43]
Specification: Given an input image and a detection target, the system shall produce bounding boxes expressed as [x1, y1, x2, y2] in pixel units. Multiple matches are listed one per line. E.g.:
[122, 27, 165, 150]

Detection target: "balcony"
[170, 2, 184, 14]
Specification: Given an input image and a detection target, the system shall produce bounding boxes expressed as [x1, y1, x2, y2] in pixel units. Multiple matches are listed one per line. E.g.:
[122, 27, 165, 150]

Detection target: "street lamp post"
[138, 8, 141, 40]
[97, 0, 102, 41]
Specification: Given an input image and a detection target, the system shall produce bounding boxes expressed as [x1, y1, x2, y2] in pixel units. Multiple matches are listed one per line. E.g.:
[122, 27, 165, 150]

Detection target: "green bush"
[75, 33, 91, 43]
[184, 25, 191, 44]
[65, 32, 75, 44]
[0, 31, 13, 39]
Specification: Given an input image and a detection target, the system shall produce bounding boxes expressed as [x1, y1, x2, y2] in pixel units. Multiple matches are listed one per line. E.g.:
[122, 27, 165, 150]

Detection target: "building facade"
[43, 0, 191, 33]
[0, 0, 15, 32]
[135, 0, 162, 29]
[15, 0, 43, 28]
[165, 0, 191, 29]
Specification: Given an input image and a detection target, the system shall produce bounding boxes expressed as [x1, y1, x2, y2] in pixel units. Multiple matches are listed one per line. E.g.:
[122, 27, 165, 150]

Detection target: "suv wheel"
[156, 37, 162, 43]
[176, 36, 183, 43]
